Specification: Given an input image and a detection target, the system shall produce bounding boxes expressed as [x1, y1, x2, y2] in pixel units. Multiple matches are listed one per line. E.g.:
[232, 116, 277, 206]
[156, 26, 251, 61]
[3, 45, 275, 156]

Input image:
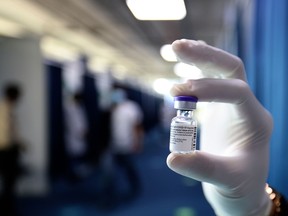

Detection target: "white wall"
[0, 36, 48, 195]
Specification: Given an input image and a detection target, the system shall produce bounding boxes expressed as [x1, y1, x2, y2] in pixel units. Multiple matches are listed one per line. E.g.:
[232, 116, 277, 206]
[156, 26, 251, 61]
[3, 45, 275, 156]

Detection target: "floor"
[16, 127, 215, 216]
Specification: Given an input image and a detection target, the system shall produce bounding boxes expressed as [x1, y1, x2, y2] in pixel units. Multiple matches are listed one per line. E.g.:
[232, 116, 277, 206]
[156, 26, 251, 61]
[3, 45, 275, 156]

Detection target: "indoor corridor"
[17, 127, 215, 216]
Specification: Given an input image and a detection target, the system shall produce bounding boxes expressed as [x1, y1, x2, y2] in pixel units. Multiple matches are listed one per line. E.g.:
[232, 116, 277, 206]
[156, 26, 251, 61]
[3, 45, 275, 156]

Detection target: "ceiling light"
[126, 0, 187, 20]
[153, 78, 175, 95]
[41, 36, 80, 62]
[0, 18, 25, 37]
[160, 44, 178, 62]
[174, 63, 203, 79]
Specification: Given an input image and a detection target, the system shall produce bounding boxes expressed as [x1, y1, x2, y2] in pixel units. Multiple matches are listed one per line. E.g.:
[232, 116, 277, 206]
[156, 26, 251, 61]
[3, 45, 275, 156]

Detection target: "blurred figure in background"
[64, 90, 89, 181]
[0, 83, 22, 216]
[110, 87, 144, 203]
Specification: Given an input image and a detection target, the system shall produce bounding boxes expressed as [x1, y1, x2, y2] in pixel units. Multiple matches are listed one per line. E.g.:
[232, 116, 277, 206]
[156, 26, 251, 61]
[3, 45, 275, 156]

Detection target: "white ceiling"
[0, 0, 234, 87]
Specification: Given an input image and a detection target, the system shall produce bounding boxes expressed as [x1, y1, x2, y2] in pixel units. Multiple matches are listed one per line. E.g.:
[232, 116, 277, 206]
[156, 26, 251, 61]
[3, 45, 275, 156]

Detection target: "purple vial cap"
[174, 96, 198, 102]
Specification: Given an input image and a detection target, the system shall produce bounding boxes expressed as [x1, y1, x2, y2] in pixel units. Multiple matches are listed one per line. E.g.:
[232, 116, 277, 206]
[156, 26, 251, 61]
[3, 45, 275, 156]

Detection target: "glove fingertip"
[166, 151, 229, 186]
[166, 151, 203, 175]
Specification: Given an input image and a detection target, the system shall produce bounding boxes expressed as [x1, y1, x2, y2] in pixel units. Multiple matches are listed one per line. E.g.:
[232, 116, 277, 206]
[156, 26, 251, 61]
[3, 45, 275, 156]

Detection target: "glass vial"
[169, 96, 198, 153]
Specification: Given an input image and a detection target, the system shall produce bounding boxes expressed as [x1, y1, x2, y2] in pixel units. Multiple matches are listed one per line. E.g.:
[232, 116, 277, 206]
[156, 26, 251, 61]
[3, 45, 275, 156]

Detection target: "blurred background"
[0, 0, 287, 215]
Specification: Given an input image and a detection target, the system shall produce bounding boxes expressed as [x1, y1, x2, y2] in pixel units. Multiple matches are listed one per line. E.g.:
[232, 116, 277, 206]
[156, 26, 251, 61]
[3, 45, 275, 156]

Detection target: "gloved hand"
[167, 39, 273, 216]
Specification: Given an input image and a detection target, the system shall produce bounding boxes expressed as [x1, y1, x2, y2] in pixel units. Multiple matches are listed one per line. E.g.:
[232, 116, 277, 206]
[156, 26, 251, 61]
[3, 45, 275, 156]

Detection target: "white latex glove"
[167, 39, 273, 216]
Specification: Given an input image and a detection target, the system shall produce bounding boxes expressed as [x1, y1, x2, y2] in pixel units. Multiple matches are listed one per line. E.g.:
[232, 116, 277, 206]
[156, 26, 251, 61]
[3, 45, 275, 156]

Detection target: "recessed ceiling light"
[160, 44, 178, 62]
[153, 78, 174, 95]
[174, 63, 203, 79]
[126, 0, 187, 20]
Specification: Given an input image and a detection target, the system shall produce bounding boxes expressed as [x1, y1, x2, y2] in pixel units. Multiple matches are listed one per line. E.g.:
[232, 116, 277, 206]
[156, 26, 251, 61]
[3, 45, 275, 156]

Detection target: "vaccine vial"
[169, 96, 198, 153]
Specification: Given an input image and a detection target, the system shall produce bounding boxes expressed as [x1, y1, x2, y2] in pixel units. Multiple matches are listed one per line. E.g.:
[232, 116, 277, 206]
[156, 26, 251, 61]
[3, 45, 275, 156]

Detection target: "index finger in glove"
[172, 39, 247, 81]
[171, 78, 250, 104]
[170, 78, 272, 127]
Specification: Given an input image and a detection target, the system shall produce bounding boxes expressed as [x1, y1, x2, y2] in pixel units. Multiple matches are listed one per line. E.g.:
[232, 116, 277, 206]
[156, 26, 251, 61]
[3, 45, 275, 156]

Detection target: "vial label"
[169, 124, 197, 153]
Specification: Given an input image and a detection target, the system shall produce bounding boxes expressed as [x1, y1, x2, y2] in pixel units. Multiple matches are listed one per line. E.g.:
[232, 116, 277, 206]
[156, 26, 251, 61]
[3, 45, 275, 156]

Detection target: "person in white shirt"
[110, 88, 144, 201]
[64, 91, 88, 180]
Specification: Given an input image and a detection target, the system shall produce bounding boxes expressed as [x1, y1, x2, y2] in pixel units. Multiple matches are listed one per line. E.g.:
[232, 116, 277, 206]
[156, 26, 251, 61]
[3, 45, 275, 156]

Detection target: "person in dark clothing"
[0, 83, 22, 216]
